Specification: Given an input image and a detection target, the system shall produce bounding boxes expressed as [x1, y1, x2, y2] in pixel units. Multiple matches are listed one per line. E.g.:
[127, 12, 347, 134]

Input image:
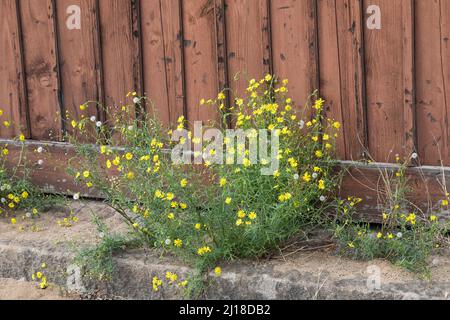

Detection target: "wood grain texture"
[140, 0, 185, 125]
[55, 0, 103, 140]
[271, 0, 319, 115]
[214, 0, 228, 103]
[318, 0, 367, 161]
[2, 0, 450, 169]
[317, 0, 346, 159]
[98, 0, 142, 120]
[363, 0, 415, 162]
[0, 0, 29, 138]
[339, 161, 450, 222]
[18, 0, 62, 141]
[416, 0, 450, 166]
[225, 0, 271, 101]
[182, 0, 220, 125]
[3, 137, 449, 223]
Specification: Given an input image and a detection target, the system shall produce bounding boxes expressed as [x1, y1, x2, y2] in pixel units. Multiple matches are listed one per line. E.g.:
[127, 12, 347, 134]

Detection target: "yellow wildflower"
[174, 239, 183, 248]
[125, 152, 133, 160]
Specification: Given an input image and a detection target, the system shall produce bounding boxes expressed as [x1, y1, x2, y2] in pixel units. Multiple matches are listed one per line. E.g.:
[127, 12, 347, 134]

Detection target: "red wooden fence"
[0, 0, 449, 164]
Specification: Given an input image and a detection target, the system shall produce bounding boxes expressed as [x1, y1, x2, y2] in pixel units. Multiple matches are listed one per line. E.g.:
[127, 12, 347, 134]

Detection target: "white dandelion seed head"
[128, 125, 134, 131]
[25, 212, 32, 218]
[411, 153, 418, 159]
[133, 97, 140, 104]
[0, 198, 6, 203]
[37, 146, 44, 153]
[73, 193, 80, 200]
[293, 174, 299, 180]
[165, 239, 171, 245]
[98, 232, 105, 239]
[299, 120, 305, 129]
[320, 196, 326, 202]
[0, 186, 4, 191]
[397, 232, 403, 238]
[37, 159, 44, 166]
[90, 116, 96, 122]
[312, 172, 318, 179]
[96, 121, 102, 128]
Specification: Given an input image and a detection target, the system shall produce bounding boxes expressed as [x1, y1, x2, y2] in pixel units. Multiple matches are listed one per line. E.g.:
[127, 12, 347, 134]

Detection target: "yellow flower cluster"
[31, 263, 48, 289]
[197, 246, 212, 256]
[235, 210, 257, 226]
[0, 191, 29, 212]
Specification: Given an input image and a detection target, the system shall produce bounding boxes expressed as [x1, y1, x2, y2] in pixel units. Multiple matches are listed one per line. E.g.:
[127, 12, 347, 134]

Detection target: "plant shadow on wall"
[65, 75, 449, 297]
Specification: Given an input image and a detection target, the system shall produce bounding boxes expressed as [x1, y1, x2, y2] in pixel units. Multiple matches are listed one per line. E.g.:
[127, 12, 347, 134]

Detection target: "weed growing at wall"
[74, 213, 138, 281]
[68, 76, 342, 295]
[0, 116, 64, 230]
[333, 158, 449, 275]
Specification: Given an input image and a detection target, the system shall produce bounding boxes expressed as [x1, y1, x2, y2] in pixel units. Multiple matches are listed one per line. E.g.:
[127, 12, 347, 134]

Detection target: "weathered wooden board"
[225, 0, 271, 102]
[416, 0, 450, 166]
[18, 0, 62, 141]
[271, 0, 319, 116]
[214, 0, 228, 108]
[55, 0, 103, 140]
[318, 0, 367, 161]
[363, 0, 415, 162]
[3, 139, 449, 223]
[0, 140, 87, 195]
[339, 161, 450, 222]
[0, 0, 28, 139]
[182, 0, 220, 126]
[140, 0, 185, 125]
[98, 0, 142, 120]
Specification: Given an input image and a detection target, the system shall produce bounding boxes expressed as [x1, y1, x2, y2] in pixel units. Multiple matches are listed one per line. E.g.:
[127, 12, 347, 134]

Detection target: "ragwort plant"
[67, 75, 343, 294]
[0, 113, 63, 229]
[333, 155, 449, 275]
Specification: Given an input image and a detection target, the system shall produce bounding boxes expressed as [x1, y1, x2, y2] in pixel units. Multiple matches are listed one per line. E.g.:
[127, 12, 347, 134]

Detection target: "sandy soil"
[0, 278, 79, 300]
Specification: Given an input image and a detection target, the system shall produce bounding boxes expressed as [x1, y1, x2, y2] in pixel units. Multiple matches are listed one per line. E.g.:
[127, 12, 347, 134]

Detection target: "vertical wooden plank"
[317, 0, 346, 159]
[271, 0, 319, 114]
[19, 0, 62, 141]
[0, 0, 29, 138]
[55, 0, 103, 138]
[318, 0, 368, 161]
[214, 0, 228, 97]
[140, 0, 185, 125]
[99, 0, 142, 120]
[182, 0, 219, 125]
[140, 0, 170, 123]
[161, 0, 186, 124]
[402, 0, 416, 160]
[225, 0, 272, 101]
[416, 0, 450, 166]
[364, 0, 415, 162]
